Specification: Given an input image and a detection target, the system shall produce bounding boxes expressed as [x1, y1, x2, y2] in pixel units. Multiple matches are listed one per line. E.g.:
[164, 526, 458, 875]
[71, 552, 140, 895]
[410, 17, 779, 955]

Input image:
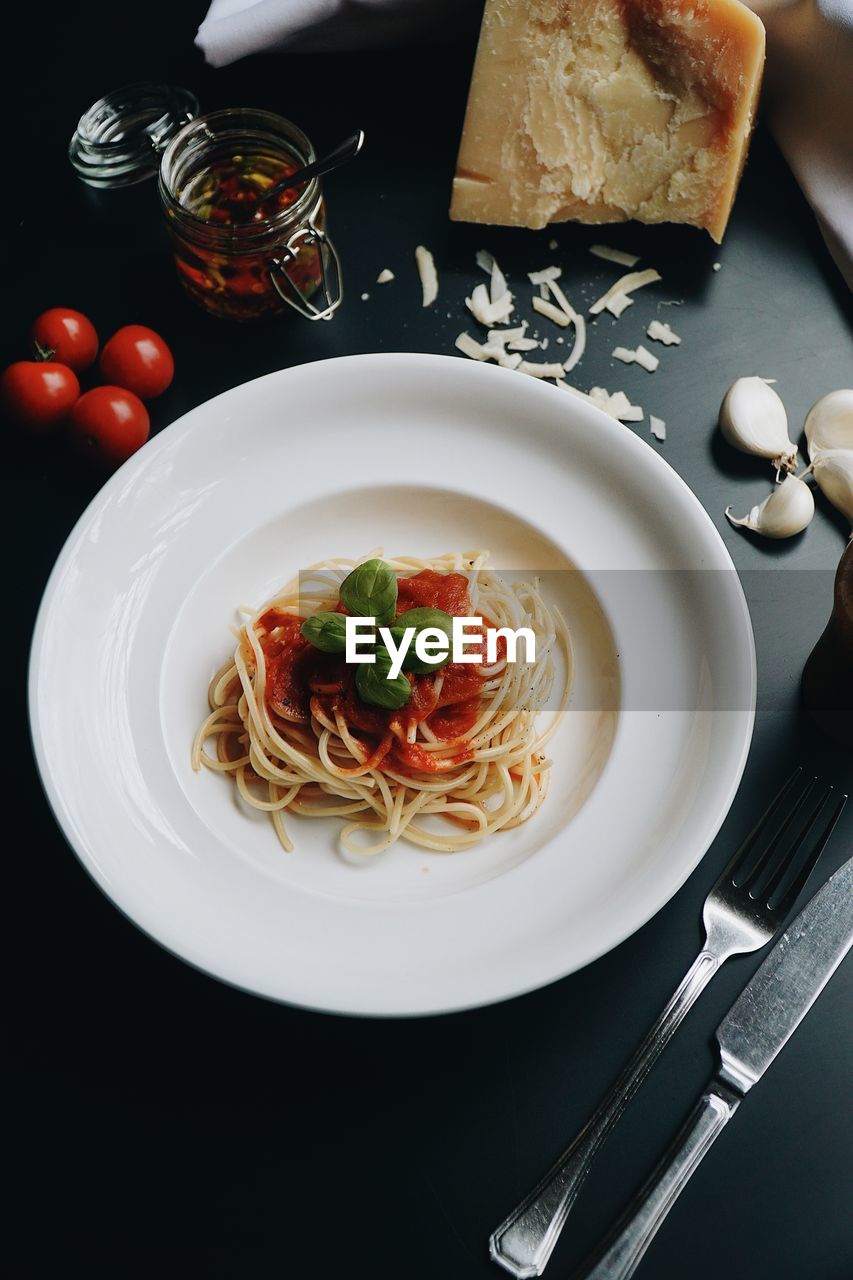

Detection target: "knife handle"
[490, 950, 721, 1278]
[574, 1080, 740, 1280]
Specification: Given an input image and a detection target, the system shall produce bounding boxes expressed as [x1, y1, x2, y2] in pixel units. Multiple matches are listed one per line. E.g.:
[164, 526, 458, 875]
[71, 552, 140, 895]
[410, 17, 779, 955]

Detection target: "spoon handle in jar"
[263, 130, 364, 200]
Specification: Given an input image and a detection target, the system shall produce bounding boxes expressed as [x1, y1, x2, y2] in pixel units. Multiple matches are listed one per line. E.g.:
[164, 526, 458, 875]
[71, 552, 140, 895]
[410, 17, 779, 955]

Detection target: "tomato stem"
[34, 341, 56, 362]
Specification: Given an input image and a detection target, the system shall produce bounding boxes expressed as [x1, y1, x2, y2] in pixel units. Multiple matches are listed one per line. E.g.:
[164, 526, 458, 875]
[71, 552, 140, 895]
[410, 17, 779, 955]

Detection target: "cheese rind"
[450, 0, 766, 242]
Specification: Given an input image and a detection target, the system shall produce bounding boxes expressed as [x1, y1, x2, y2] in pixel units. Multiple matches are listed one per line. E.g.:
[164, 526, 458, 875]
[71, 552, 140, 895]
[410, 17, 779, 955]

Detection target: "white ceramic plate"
[29, 354, 755, 1015]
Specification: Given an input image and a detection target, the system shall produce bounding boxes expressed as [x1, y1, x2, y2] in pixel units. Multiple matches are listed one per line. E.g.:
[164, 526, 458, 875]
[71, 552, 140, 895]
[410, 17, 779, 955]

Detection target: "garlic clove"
[719, 376, 798, 476]
[725, 474, 815, 539]
[804, 389, 853, 461]
[811, 449, 853, 529]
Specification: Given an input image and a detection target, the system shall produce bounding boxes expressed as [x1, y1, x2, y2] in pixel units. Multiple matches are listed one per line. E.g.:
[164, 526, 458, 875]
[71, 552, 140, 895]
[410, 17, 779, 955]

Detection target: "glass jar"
[158, 109, 342, 322]
[70, 82, 199, 188]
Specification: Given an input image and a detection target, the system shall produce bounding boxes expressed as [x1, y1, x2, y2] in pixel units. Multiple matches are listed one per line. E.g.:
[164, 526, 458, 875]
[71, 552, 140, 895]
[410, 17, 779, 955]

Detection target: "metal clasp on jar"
[269, 217, 343, 321]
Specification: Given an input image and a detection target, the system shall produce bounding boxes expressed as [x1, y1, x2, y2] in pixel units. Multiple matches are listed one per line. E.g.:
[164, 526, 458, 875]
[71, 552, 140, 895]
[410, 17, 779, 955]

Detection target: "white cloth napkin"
[195, 0, 460, 58]
[195, 0, 853, 286]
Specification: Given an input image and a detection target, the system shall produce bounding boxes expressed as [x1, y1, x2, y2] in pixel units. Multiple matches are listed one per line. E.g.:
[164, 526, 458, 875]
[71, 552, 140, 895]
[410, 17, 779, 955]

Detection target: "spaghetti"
[192, 552, 571, 854]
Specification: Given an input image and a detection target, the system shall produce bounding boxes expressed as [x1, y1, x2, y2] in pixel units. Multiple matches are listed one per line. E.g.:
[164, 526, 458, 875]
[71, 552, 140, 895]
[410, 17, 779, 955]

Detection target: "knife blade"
[576, 855, 853, 1280]
[716, 854, 853, 1096]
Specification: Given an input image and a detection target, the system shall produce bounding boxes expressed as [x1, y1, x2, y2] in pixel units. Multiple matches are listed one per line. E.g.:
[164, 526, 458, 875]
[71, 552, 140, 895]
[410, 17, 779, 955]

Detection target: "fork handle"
[490, 949, 722, 1278]
[573, 1080, 740, 1280]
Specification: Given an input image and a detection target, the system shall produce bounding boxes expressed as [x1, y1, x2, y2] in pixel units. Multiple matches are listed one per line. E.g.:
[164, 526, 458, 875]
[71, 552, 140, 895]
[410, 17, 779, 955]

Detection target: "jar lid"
[69, 81, 199, 188]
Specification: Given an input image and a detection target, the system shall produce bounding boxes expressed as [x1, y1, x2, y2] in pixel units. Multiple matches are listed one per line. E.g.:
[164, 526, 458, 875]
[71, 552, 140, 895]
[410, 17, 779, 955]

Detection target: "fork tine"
[772, 792, 847, 917]
[721, 766, 804, 886]
[742, 776, 819, 893]
[761, 782, 834, 901]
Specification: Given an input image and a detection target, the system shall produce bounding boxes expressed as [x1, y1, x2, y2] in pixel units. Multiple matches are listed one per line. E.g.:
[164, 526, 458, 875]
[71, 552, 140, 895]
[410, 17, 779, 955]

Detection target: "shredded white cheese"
[713, 262, 722, 272]
[532, 296, 571, 327]
[562, 317, 586, 373]
[590, 269, 662, 316]
[466, 282, 514, 327]
[548, 238, 559, 251]
[499, 352, 523, 370]
[650, 415, 667, 441]
[507, 337, 540, 351]
[455, 332, 496, 361]
[633, 345, 659, 372]
[589, 244, 640, 268]
[544, 279, 573, 318]
[376, 268, 394, 284]
[415, 246, 438, 307]
[647, 320, 681, 346]
[605, 291, 633, 318]
[490, 259, 508, 306]
[588, 387, 644, 422]
[555, 381, 592, 402]
[518, 361, 567, 379]
[476, 249, 495, 275]
[487, 323, 528, 347]
[528, 266, 562, 285]
[360, 292, 369, 301]
[612, 344, 659, 373]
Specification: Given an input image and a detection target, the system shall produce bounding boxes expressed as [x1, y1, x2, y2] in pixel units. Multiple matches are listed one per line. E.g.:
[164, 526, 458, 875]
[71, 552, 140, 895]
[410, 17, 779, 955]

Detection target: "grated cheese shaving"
[532, 296, 571, 327]
[612, 344, 659, 373]
[588, 387, 644, 422]
[647, 320, 681, 346]
[487, 323, 528, 346]
[507, 337, 540, 351]
[455, 332, 489, 360]
[528, 266, 562, 285]
[490, 258, 509, 306]
[555, 381, 592, 401]
[499, 352, 523, 370]
[605, 291, 633, 318]
[415, 246, 438, 307]
[545, 278, 575, 319]
[376, 268, 394, 284]
[466, 281, 514, 327]
[589, 244, 641, 268]
[476, 249, 495, 275]
[518, 361, 567, 379]
[562, 314, 586, 373]
[590, 269, 662, 316]
[650, 416, 667, 441]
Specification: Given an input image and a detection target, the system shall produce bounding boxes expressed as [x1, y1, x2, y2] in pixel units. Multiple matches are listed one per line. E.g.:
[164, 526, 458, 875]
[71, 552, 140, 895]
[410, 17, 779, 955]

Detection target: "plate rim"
[28, 352, 756, 1016]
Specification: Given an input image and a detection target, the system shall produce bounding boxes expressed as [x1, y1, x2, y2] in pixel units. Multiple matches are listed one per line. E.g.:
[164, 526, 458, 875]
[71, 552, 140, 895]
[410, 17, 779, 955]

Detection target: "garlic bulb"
[811, 449, 853, 529]
[719, 377, 798, 476]
[725, 474, 815, 539]
[804, 389, 853, 460]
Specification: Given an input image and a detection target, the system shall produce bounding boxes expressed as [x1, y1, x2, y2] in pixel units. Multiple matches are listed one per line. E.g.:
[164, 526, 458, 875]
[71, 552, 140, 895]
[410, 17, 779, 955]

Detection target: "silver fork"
[490, 769, 846, 1279]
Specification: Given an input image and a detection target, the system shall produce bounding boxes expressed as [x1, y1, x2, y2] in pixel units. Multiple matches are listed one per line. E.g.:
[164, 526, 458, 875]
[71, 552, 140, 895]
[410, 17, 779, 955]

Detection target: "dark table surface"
[7, 5, 853, 1278]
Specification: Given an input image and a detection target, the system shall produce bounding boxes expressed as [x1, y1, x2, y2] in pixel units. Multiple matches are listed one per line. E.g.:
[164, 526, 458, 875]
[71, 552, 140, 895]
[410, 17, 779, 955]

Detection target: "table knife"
[574, 854, 853, 1280]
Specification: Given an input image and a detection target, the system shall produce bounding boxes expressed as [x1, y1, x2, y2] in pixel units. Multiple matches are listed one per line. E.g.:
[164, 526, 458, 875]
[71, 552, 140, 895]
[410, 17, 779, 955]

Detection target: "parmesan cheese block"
[450, 0, 766, 242]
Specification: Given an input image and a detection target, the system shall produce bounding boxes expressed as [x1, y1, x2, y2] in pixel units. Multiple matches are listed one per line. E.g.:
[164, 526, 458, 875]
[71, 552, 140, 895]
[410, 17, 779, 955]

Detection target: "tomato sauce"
[258, 571, 497, 773]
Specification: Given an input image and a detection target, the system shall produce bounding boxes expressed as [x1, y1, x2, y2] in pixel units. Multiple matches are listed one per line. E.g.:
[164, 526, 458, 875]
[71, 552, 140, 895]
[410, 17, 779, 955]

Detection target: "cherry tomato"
[1, 361, 80, 432]
[68, 386, 150, 468]
[31, 308, 99, 372]
[99, 325, 174, 400]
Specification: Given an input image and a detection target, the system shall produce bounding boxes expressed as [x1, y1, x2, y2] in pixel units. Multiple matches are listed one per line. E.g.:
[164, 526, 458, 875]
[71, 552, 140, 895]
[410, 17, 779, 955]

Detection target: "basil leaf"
[301, 612, 349, 653]
[339, 559, 397, 626]
[389, 607, 454, 674]
[355, 648, 412, 710]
